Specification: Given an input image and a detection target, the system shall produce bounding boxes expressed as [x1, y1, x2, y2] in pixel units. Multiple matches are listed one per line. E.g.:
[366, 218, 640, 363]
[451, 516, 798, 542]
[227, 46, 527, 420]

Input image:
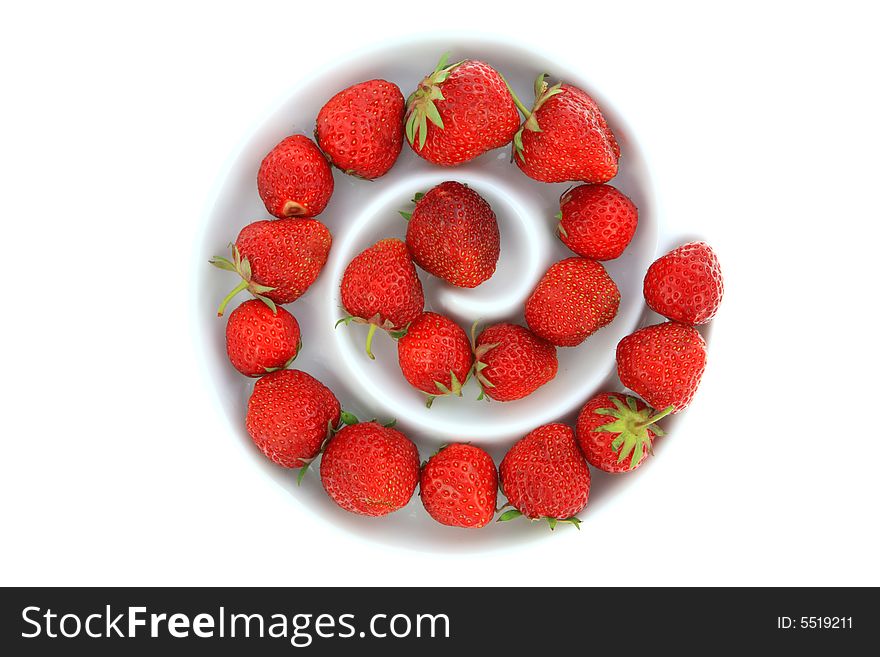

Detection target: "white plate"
[194, 34, 663, 549]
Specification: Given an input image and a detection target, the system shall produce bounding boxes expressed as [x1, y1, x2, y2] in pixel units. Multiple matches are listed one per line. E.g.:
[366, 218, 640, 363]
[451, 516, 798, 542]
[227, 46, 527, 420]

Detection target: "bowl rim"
[189, 31, 659, 552]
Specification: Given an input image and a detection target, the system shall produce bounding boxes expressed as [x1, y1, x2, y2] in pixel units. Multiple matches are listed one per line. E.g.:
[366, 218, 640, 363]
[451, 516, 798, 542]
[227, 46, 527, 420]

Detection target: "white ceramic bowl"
[195, 34, 663, 549]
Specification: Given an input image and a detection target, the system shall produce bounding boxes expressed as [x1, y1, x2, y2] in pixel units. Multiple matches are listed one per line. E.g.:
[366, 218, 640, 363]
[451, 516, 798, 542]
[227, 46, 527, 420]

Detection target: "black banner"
[1, 587, 872, 653]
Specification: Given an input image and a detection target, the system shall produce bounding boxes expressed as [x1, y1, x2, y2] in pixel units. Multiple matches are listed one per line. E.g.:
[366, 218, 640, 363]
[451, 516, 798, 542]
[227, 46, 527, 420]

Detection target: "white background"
[1, 0, 878, 586]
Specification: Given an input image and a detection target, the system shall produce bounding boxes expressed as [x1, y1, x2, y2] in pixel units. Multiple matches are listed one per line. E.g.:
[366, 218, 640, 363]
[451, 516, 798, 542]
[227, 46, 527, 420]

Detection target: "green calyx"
[335, 313, 404, 360]
[469, 320, 498, 401]
[593, 396, 675, 470]
[496, 508, 582, 531]
[210, 243, 277, 317]
[398, 192, 425, 221]
[497, 508, 523, 523]
[554, 210, 568, 238]
[263, 349, 299, 374]
[405, 52, 464, 150]
[425, 370, 467, 409]
[511, 73, 564, 163]
[556, 186, 577, 237]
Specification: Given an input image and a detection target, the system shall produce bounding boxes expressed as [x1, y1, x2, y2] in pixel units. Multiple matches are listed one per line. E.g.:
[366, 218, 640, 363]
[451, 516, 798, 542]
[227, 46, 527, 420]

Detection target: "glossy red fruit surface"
[406, 57, 520, 166]
[397, 312, 473, 402]
[320, 422, 420, 517]
[525, 257, 620, 347]
[473, 323, 558, 401]
[557, 184, 638, 260]
[316, 79, 405, 179]
[405, 181, 500, 288]
[225, 299, 300, 377]
[245, 370, 340, 468]
[420, 444, 498, 528]
[616, 322, 707, 412]
[500, 423, 591, 522]
[515, 81, 619, 184]
[257, 134, 334, 218]
[644, 242, 724, 325]
[340, 238, 425, 331]
[236, 218, 332, 305]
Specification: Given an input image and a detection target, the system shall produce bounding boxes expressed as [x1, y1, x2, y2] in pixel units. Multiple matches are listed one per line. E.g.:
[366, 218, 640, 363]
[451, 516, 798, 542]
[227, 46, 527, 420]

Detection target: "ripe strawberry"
[513, 75, 620, 184]
[644, 241, 724, 325]
[498, 423, 590, 528]
[402, 181, 500, 288]
[525, 257, 620, 347]
[420, 444, 498, 528]
[225, 299, 300, 377]
[397, 312, 473, 407]
[257, 134, 334, 218]
[405, 53, 520, 166]
[245, 369, 341, 468]
[338, 238, 425, 359]
[473, 323, 557, 401]
[210, 218, 332, 316]
[315, 79, 405, 179]
[576, 392, 673, 473]
[320, 421, 420, 517]
[557, 184, 638, 260]
[616, 322, 707, 412]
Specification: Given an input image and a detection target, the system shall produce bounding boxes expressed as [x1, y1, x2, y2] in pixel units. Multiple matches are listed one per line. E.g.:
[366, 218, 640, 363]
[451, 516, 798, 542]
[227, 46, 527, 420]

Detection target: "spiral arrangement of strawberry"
[205, 50, 723, 532]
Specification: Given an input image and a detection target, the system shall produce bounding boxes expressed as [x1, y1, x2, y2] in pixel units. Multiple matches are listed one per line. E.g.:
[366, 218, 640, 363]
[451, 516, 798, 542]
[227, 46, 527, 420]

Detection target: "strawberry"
[210, 218, 332, 316]
[320, 421, 420, 516]
[245, 369, 341, 468]
[405, 53, 520, 166]
[402, 181, 500, 288]
[576, 392, 673, 473]
[397, 312, 473, 407]
[644, 241, 724, 325]
[225, 299, 301, 377]
[513, 75, 620, 184]
[315, 79, 405, 179]
[525, 257, 620, 347]
[257, 134, 334, 218]
[557, 184, 638, 260]
[472, 323, 557, 401]
[498, 423, 590, 528]
[616, 322, 707, 412]
[420, 444, 498, 528]
[338, 238, 425, 359]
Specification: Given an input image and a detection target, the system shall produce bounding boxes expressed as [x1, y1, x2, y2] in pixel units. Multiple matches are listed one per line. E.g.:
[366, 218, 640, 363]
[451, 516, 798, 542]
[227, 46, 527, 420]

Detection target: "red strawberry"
[245, 369, 341, 468]
[557, 184, 638, 260]
[320, 421, 420, 516]
[315, 79, 405, 179]
[338, 238, 425, 359]
[525, 257, 620, 347]
[576, 392, 673, 473]
[498, 423, 590, 528]
[644, 241, 724, 325]
[403, 181, 500, 288]
[420, 444, 498, 528]
[210, 218, 332, 316]
[397, 312, 473, 407]
[514, 75, 620, 184]
[225, 299, 300, 377]
[616, 322, 707, 412]
[473, 323, 557, 401]
[257, 134, 334, 218]
[405, 54, 520, 166]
